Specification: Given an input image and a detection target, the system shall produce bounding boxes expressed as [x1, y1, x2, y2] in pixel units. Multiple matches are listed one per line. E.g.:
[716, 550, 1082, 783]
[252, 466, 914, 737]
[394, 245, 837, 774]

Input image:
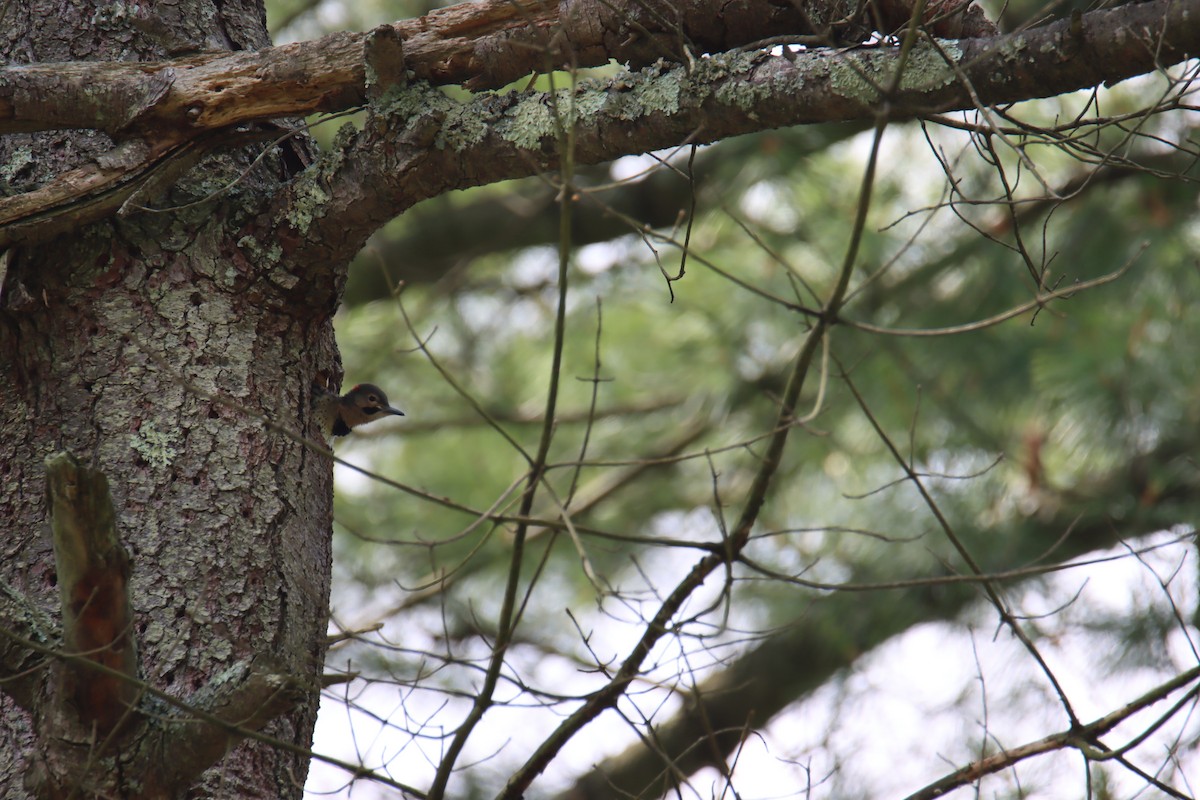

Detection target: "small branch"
[839, 253, 1139, 336]
[496, 55, 881, 796]
[431, 61, 583, 800]
[903, 666, 1200, 800]
[0, 127, 266, 249]
[44, 451, 138, 735]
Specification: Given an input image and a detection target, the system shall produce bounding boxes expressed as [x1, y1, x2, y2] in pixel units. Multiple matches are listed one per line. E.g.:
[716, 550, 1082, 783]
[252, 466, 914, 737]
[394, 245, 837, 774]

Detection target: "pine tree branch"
[277, 0, 1200, 273]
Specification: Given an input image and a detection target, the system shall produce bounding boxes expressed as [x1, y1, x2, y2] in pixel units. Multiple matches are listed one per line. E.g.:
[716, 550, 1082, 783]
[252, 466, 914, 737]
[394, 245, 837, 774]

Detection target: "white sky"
[306, 528, 1199, 799]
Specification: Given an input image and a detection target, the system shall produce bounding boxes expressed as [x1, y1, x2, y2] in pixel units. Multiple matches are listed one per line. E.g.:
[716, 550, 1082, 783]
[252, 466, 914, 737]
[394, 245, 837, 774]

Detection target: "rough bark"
[0, 1, 336, 798]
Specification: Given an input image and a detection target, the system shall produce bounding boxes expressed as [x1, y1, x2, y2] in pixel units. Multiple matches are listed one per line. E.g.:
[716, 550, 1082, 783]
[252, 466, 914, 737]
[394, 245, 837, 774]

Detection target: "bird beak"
[385, 405, 405, 417]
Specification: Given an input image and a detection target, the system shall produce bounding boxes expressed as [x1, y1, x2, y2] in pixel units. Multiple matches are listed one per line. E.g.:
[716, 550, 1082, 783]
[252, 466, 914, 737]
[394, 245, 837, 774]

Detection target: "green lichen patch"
[570, 86, 608, 121]
[628, 66, 684, 116]
[438, 102, 491, 151]
[131, 421, 179, 469]
[0, 145, 35, 192]
[283, 177, 331, 236]
[830, 42, 961, 104]
[495, 92, 559, 149]
[709, 53, 777, 112]
[492, 81, 620, 149]
[236, 235, 282, 269]
[370, 81, 490, 151]
[376, 81, 455, 119]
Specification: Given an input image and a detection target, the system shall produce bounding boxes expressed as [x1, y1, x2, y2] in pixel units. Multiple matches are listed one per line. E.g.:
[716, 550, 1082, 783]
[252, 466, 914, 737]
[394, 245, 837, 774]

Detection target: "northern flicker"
[314, 383, 405, 437]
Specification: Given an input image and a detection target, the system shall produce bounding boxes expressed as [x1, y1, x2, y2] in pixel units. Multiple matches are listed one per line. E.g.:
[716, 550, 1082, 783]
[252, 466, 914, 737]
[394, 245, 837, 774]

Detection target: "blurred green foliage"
[326, 81, 1198, 623]
[272, 1, 1200, 791]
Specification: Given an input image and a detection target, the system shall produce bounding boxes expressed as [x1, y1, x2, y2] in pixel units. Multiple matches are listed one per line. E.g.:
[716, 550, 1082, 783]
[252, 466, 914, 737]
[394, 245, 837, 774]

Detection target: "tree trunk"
[0, 2, 339, 797]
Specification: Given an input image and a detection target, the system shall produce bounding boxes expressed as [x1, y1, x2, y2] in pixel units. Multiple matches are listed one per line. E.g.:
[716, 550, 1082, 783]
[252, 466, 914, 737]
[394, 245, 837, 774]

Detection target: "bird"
[314, 383, 405, 437]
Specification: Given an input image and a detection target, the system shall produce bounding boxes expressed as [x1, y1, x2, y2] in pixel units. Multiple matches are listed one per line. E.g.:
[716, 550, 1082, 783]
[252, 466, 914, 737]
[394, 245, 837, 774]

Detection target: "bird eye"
[368, 395, 378, 403]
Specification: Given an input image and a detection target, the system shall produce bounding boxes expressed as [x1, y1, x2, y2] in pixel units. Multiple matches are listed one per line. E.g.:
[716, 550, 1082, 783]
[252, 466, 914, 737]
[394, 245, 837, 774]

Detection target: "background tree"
[1, 0, 1198, 798]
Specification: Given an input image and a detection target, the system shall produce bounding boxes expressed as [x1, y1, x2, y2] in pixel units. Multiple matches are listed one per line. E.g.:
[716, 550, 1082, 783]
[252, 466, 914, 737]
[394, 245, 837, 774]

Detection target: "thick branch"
[343, 123, 867, 301]
[133, 657, 311, 796]
[0, 134, 220, 250]
[279, 0, 1200, 270]
[0, 0, 990, 137]
[0, 0, 1190, 253]
[44, 451, 138, 735]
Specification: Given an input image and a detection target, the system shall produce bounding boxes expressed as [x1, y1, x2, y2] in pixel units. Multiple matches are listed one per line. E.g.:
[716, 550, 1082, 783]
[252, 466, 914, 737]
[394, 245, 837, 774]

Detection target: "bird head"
[341, 383, 405, 426]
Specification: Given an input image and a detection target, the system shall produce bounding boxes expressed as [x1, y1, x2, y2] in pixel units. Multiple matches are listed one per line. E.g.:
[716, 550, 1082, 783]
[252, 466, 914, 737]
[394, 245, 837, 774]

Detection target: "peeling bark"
[44, 452, 138, 736]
